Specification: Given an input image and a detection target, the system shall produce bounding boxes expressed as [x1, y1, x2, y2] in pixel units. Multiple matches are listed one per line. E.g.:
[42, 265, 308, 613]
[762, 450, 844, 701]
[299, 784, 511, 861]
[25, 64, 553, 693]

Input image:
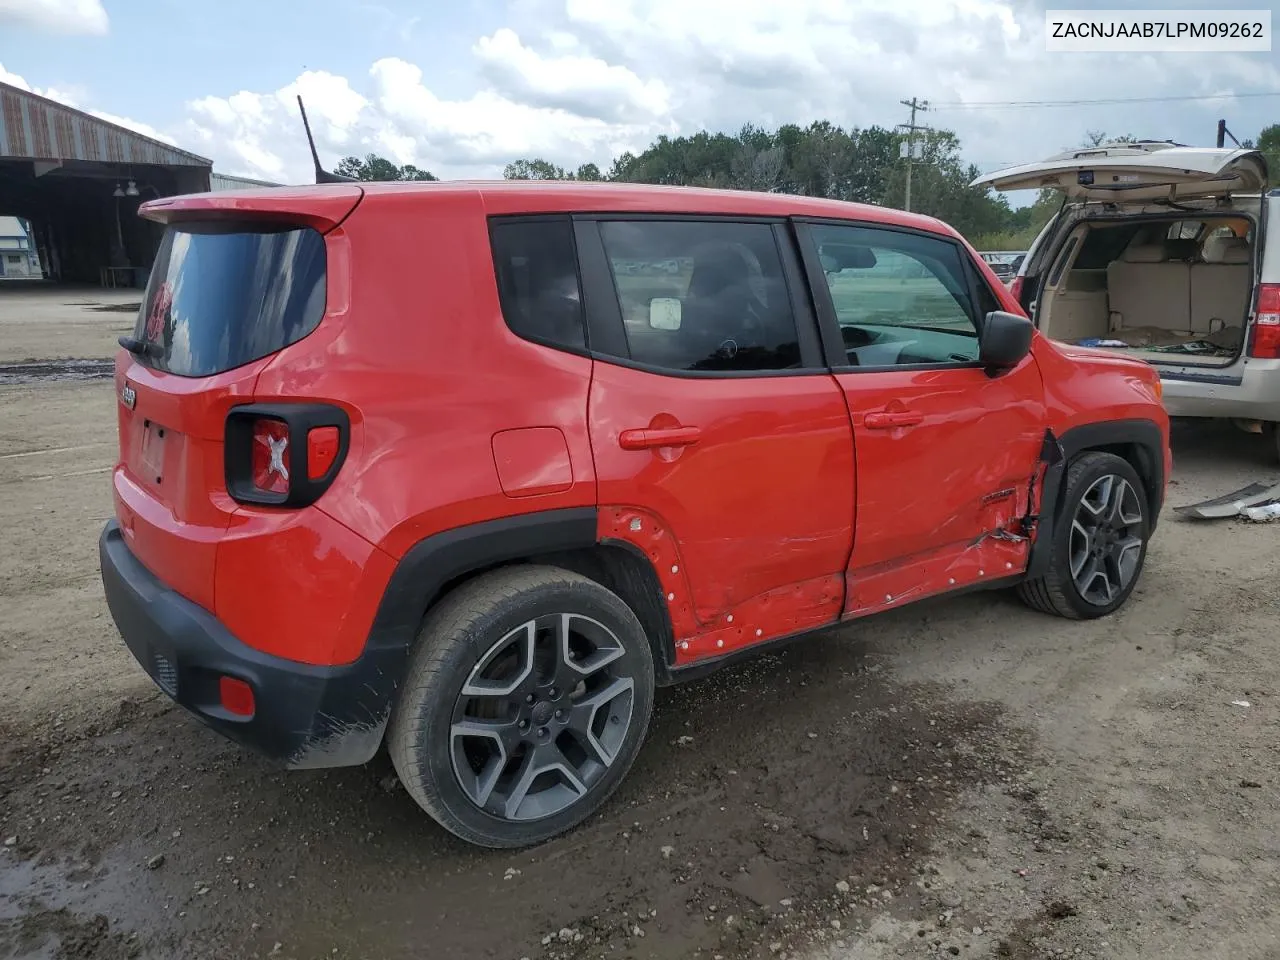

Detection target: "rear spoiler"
[138, 184, 363, 234]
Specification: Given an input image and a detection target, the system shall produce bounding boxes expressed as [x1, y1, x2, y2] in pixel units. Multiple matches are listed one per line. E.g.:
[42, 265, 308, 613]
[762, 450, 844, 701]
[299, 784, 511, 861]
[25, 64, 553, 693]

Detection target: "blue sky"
[0, 0, 1276, 187]
[0, 0, 497, 124]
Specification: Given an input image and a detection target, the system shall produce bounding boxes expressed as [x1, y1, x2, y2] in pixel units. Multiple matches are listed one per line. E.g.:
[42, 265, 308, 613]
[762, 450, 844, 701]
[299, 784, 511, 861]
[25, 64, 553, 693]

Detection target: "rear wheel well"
[430, 544, 676, 680]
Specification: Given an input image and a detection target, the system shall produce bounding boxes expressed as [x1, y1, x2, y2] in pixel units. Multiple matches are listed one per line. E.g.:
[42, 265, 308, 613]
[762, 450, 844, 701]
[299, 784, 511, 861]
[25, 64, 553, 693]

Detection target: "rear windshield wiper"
[118, 336, 162, 359]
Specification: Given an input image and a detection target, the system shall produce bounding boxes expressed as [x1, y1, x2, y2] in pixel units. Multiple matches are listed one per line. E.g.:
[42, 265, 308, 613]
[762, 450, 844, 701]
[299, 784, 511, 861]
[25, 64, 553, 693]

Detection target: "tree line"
[338, 120, 1280, 250]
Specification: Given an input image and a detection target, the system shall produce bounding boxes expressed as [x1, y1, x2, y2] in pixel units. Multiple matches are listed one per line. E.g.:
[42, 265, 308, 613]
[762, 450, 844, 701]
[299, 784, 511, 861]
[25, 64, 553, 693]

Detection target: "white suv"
[975, 143, 1280, 459]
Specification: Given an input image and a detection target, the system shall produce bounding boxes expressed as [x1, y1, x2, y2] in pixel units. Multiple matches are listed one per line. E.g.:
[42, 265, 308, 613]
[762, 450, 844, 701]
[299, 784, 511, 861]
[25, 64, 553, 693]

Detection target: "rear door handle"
[619, 426, 702, 450]
[864, 410, 924, 429]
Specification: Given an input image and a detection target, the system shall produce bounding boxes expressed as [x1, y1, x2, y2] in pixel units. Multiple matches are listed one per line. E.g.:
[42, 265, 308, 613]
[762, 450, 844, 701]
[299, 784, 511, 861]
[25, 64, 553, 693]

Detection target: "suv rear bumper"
[99, 520, 398, 769]
[1160, 358, 1280, 421]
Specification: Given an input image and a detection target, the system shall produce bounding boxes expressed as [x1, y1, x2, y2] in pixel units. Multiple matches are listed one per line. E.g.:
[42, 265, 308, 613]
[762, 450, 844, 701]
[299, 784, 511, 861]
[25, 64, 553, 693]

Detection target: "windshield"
[133, 222, 327, 377]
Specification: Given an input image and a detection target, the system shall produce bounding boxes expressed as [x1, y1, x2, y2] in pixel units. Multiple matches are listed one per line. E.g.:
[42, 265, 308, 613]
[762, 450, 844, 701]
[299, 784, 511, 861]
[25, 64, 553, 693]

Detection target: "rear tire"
[1017, 451, 1150, 620]
[387, 565, 655, 849]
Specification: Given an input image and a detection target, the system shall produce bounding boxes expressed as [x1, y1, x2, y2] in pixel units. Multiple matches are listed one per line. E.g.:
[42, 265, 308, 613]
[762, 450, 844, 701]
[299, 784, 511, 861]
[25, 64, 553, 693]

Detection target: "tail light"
[251, 419, 291, 494]
[1009, 275, 1025, 309]
[225, 403, 349, 507]
[1247, 284, 1280, 359]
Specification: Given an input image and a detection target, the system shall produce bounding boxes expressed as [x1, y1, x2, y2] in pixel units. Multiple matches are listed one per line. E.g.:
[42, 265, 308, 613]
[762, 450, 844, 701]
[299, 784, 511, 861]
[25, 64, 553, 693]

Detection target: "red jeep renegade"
[100, 180, 1170, 848]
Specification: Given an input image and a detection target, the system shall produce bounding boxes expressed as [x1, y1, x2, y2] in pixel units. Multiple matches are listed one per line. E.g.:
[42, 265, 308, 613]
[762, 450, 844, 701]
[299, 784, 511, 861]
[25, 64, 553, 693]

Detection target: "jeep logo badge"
[121, 383, 136, 409]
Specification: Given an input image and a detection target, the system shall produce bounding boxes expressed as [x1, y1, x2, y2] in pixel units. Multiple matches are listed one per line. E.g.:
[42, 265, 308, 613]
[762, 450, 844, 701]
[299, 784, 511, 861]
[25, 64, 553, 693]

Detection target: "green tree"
[503, 158, 571, 180]
[501, 119, 1156, 243]
[335, 153, 438, 181]
[881, 129, 1013, 240]
[502, 158, 607, 181]
[1082, 131, 1140, 147]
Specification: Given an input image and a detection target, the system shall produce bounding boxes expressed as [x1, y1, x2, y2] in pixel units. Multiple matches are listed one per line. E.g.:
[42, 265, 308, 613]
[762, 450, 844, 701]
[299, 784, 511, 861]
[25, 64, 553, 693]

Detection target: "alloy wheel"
[1068, 474, 1145, 607]
[449, 613, 636, 822]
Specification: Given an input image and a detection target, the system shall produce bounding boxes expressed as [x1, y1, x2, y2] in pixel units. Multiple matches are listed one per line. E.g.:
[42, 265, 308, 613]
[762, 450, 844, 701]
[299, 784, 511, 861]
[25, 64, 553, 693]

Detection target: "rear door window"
[595, 219, 802, 373]
[134, 222, 327, 377]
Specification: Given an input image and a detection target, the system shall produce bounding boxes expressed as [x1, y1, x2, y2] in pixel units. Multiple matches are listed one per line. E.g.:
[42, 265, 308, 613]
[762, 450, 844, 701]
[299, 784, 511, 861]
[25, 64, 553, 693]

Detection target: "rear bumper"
[99, 520, 401, 769]
[1161, 358, 1280, 421]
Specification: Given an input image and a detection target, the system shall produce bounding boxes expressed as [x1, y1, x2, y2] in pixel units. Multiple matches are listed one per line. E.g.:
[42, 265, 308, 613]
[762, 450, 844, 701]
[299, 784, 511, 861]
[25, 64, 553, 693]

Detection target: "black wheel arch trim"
[370, 508, 686, 699]
[369, 507, 601, 670]
[1025, 418, 1166, 580]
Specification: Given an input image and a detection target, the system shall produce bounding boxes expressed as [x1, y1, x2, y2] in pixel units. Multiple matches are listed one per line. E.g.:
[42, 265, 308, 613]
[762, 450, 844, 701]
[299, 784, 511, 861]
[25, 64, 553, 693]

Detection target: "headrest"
[688, 242, 754, 298]
[1202, 234, 1251, 264]
[1122, 244, 1167, 263]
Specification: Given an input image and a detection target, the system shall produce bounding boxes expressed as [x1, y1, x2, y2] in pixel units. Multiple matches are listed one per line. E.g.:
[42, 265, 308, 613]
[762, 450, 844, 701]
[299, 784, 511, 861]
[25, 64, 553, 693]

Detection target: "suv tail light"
[1009, 275, 1024, 304]
[226, 404, 350, 507]
[1248, 284, 1280, 359]
[251, 418, 291, 494]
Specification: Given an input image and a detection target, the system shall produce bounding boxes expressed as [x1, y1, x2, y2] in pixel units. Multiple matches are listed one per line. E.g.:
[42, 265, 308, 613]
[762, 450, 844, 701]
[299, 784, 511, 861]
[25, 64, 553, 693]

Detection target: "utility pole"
[898, 97, 930, 213]
[1216, 118, 1241, 148]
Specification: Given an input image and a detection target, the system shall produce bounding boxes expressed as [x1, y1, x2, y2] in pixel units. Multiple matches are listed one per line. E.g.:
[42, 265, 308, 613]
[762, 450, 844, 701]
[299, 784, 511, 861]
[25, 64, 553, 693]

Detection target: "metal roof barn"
[0, 81, 213, 286]
[0, 85, 211, 168]
[210, 172, 282, 191]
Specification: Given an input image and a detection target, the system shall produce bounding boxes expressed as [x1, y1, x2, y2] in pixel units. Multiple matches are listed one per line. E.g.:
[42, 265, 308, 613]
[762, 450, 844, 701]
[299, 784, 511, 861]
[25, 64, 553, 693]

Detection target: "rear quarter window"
[135, 222, 327, 377]
[488, 217, 586, 351]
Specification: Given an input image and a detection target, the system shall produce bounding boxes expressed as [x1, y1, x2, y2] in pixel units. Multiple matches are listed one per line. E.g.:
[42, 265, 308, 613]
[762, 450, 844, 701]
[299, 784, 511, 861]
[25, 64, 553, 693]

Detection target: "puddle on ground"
[0, 360, 115, 385]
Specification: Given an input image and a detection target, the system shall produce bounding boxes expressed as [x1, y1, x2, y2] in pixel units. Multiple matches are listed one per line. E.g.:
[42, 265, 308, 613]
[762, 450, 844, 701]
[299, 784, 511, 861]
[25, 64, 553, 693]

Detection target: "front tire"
[1017, 452, 1150, 620]
[387, 565, 655, 848]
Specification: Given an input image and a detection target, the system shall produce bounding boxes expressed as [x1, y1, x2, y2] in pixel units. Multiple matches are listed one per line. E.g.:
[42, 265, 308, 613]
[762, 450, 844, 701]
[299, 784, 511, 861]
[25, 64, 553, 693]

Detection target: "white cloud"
[173, 55, 672, 183]
[523, 0, 1278, 177]
[474, 27, 671, 123]
[1, 62, 50, 96]
[6, 0, 1279, 191]
[368, 56, 667, 169]
[0, 0, 108, 35]
[87, 109, 179, 146]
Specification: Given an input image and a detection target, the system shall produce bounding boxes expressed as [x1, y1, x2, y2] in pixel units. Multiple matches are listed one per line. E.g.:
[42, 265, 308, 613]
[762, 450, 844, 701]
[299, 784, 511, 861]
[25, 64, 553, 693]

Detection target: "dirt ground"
[2, 285, 1279, 960]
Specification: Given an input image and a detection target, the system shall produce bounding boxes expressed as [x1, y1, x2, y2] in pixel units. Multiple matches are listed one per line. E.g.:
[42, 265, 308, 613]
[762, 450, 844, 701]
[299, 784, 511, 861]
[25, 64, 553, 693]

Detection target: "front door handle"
[864, 410, 924, 429]
[619, 426, 702, 450]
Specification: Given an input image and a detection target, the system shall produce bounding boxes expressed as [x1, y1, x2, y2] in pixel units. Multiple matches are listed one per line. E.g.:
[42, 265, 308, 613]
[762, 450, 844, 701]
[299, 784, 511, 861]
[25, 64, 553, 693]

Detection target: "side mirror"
[979, 310, 1033, 375]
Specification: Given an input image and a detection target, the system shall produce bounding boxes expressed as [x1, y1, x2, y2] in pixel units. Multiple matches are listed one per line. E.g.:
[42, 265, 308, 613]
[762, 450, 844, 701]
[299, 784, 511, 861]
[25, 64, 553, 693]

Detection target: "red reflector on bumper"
[219, 676, 256, 717]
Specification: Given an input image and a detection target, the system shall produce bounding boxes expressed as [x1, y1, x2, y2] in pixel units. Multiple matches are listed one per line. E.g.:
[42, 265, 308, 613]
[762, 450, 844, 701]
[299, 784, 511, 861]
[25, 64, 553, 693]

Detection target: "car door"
[794, 219, 1048, 619]
[576, 215, 855, 663]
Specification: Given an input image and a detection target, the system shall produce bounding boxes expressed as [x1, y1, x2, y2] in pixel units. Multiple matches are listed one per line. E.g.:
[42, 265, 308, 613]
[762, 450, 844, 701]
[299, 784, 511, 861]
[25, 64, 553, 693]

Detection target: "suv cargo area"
[975, 142, 1280, 447]
[1032, 213, 1260, 368]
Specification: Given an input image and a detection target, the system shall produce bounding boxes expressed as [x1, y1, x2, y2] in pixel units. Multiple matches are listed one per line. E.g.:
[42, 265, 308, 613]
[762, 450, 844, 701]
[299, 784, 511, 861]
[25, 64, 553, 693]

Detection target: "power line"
[929, 90, 1280, 111]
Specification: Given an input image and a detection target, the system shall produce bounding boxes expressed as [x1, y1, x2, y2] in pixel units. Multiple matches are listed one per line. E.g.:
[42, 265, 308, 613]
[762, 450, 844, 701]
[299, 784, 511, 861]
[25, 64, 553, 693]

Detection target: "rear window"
[133, 222, 327, 377]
